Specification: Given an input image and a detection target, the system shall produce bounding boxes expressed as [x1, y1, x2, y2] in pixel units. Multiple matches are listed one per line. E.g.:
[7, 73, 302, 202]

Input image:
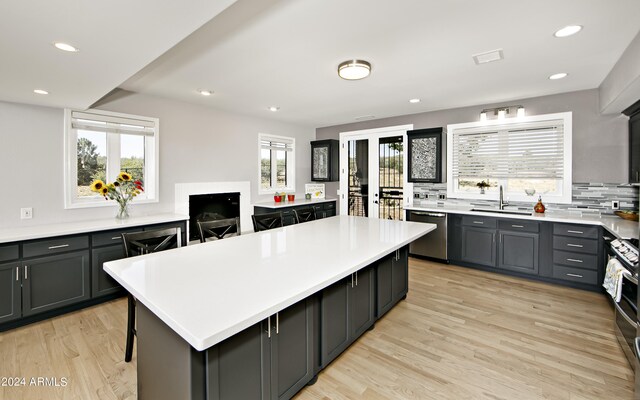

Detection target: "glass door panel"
[378, 136, 403, 220]
[348, 139, 369, 217]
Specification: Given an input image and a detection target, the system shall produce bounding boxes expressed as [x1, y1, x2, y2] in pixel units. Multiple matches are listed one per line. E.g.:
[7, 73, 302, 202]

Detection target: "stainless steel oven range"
[605, 237, 639, 370]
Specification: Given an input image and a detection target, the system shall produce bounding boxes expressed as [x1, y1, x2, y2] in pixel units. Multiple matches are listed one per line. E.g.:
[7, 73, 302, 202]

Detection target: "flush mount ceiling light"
[198, 89, 213, 96]
[33, 89, 49, 95]
[53, 42, 79, 52]
[338, 60, 371, 80]
[554, 25, 582, 38]
[409, 98, 421, 104]
[549, 72, 568, 80]
[268, 106, 280, 112]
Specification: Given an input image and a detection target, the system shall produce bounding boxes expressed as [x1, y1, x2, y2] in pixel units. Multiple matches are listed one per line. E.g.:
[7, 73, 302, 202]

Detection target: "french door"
[339, 125, 413, 220]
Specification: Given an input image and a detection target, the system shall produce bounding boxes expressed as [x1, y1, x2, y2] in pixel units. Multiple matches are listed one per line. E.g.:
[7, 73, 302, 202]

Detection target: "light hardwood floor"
[0, 258, 634, 400]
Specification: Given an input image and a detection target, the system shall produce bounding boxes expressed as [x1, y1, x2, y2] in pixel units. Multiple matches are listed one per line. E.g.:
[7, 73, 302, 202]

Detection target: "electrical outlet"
[438, 194, 446, 200]
[20, 207, 33, 219]
[611, 200, 620, 210]
[414, 193, 420, 199]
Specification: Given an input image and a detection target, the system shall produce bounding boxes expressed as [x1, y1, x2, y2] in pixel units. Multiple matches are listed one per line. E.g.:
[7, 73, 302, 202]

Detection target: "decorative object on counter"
[305, 183, 325, 199]
[614, 210, 639, 221]
[287, 194, 295, 202]
[90, 172, 143, 219]
[305, 193, 312, 200]
[525, 188, 536, 196]
[273, 194, 282, 203]
[476, 180, 490, 194]
[534, 196, 545, 213]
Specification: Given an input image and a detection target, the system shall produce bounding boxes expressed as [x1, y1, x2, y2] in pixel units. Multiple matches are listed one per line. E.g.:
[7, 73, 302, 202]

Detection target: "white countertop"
[405, 204, 639, 240]
[104, 215, 435, 351]
[253, 197, 337, 209]
[0, 213, 189, 244]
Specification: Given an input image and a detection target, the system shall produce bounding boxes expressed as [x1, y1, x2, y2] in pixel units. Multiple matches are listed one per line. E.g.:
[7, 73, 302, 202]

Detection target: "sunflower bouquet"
[90, 172, 144, 219]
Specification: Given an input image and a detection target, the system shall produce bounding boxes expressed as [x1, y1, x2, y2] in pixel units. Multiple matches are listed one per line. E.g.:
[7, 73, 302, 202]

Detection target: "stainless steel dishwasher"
[407, 211, 447, 260]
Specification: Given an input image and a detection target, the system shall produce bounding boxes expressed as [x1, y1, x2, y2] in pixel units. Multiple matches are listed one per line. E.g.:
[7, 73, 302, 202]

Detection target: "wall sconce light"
[479, 105, 525, 121]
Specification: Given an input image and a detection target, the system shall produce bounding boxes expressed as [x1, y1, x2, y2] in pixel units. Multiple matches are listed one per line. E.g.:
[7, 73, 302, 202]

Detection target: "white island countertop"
[405, 204, 638, 240]
[0, 213, 189, 244]
[104, 215, 434, 351]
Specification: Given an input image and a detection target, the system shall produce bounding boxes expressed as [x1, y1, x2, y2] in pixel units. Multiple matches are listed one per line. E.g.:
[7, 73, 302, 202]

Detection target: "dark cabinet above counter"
[623, 99, 640, 183]
[407, 127, 444, 183]
[311, 139, 339, 181]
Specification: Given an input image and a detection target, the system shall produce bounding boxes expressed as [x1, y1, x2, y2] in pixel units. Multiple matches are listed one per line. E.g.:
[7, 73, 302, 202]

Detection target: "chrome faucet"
[499, 185, 509, 210]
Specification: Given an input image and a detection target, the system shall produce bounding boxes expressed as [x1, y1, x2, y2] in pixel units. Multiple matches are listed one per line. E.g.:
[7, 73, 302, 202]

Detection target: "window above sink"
[446, 112, 572, 204]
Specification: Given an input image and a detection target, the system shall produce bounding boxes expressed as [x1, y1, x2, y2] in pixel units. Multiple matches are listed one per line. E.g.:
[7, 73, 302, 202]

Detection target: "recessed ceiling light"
[554, 25, 582, 38]
[549, 72, 568, 80]
[268, 106, 280, 112]
[409, 98, 421, 104]
[33, 89, 49, 95]
[338, 60, 371, 80]
[53, 42, 79, 52]
[198, 89, 213, 96]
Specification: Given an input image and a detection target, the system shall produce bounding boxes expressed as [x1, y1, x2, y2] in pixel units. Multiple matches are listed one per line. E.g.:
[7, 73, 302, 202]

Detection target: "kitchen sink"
[470, 208, 533, 216]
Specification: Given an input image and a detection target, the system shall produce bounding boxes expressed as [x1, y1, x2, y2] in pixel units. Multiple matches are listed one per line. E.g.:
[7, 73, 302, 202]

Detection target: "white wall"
[0, 92, 314, 229]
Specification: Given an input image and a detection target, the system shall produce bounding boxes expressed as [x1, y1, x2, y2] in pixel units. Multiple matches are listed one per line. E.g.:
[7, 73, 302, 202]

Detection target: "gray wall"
[0, 92, 314, 229]
[600, 30, 640, 114]
[316, 88, 629, 202]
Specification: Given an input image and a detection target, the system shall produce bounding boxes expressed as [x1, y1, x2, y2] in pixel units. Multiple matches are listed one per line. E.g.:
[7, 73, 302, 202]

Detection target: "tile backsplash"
[412, 183, 639, 216]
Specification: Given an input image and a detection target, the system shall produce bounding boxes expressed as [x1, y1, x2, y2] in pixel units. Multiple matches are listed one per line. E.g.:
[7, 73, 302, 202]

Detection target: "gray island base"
[103, 216, 434, 400]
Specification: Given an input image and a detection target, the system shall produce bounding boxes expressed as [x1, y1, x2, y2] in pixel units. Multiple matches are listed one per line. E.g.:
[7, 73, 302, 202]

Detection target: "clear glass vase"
[116, 201, 130, 219]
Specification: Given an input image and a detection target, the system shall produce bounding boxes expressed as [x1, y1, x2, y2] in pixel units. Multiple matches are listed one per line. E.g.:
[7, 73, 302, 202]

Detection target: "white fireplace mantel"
[175, 182, 252, 234]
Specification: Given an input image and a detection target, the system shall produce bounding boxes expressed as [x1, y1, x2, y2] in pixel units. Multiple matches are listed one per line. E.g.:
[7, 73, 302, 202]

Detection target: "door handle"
[373, 201, 379, 204]
[635, 337, 640, 359]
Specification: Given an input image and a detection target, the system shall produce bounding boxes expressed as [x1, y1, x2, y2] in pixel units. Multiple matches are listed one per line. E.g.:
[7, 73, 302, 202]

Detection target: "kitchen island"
[104, 215, 434, 400]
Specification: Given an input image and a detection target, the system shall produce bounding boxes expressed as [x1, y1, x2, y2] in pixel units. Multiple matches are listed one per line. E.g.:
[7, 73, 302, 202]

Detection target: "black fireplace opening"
[188, 192, 240, 242]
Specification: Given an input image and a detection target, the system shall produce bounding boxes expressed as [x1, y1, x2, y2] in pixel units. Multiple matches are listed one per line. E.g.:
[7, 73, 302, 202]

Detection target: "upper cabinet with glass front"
[407, 127, 444, 183]
[311, 139, 339, 181]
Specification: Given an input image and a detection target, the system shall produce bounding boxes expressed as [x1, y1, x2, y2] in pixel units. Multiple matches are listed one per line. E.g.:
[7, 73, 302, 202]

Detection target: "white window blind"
[451, 119, 565, 180]
[71, 111, 156, 136]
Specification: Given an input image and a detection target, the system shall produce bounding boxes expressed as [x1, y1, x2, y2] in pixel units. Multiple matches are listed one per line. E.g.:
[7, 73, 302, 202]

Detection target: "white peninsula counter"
[104, 215, 434, 400]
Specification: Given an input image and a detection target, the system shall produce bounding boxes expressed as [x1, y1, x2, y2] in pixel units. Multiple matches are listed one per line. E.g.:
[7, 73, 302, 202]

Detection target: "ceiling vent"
[472, 49, 504, 65]
[355, 115, 376, 121]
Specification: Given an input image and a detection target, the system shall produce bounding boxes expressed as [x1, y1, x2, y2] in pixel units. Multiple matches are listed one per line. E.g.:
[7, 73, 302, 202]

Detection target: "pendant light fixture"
[338, 59, 371, 80]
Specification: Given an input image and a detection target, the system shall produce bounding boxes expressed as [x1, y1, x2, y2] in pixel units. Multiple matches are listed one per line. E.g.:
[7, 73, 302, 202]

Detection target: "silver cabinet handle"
[567, 244, 583, 248]
[566, 273, 583, 278]
[412, 212, 446, 218]
[351, 274, 354, 288]
[635, 337, 640, 359]
[111, 236, 120, 240]
[24, 265, 28, 280]
[566, 258, 583, 263]
[48, 244, 70, 250]
[473, 221, 484, 224]
[355, 271, 358, 286]
[567, 230, 583, 234]
[16, 266, 19, 281]
[511, 224, 524, 228]
[276, 313, 279, 335]
[267, 316, 271, 338]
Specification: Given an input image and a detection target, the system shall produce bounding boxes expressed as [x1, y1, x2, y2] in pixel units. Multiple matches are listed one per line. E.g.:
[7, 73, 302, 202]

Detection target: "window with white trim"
[447, 112, 572, 203]
[64, 109, 159, 208]
[258, 133, 295, 194]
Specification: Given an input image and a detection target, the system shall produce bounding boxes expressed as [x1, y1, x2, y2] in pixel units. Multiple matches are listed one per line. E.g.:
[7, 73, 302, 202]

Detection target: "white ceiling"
[2, 0, 639, 127]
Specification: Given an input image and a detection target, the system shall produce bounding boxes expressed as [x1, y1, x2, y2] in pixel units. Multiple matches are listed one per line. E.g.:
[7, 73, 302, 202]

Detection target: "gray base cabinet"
[0, 262, 21, 324]
[254, 200, 337, 227]
[22, 250, 90, 317]
[320, 267, 374, 368]
[461, 226, 496, 267]
[376, 246, 409, 318]
[91, 245, 125, 297]
[498, 231, 539, 275]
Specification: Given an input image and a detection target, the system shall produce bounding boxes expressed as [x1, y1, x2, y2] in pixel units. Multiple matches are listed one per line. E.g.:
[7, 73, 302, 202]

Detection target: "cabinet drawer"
[23, 235, 89, 258]
[462, 215, 497, 228]
[92, 228, 141, 247]
[323, 202, 336, 210]
[552, 250, 598, 270]
[498, 219, 539, 233]
[552, 236, 598, 254]
[0, 244, 19, 262]
[552, 265, 598, 285]
[553, 223, 599, 239]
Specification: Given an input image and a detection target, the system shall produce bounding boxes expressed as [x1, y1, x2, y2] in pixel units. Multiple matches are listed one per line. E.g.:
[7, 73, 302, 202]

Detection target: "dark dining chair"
[197, 217, 241, 243]
[252, 212, 284, 232]
[121, 227, 182, 362]
[293, 208, 316, 224]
